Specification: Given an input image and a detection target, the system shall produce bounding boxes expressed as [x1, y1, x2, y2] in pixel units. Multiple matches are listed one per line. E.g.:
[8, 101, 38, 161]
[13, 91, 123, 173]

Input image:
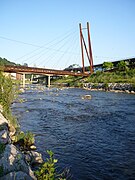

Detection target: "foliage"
[103, 83, 109, 90]
[53, 69, 135, 87]
[0, 143, 6, 154]
[4, 110, 18, 129]
[86, 69, 135, 84]
[23, 131, 35, 147]
[0, 57, 21, 66]
[102, 62, 113, 70]
[0, 73, 34, 150]
[0, 72, 19, 128]
[13, 131, 35, 149]
[0, 57, 16, 66]
[0, 72, 14, 107]
[35, 150, 65, 180]
[117, 60, 128, 71]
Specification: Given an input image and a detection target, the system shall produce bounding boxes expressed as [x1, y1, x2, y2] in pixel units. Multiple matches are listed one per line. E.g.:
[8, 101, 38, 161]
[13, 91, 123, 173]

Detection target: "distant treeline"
[0, 57, 22, 66]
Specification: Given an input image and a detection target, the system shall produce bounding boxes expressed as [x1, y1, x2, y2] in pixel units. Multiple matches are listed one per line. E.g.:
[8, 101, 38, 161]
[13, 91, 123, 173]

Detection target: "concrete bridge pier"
[47, 75, 51, 88]
[22, 73, 25, 88]
[31, 74, 34, 83]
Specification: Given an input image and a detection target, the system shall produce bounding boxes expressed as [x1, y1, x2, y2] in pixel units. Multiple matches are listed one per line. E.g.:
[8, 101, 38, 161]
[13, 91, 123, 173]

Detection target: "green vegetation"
[0, 57, 20, 66]
[55, 60, 135, 87]
[35, 150, 66, 180]
[117, 60, 129, 71]
[0, 57, 16, 66]
[52, 68, 135, 88]
[13, 131, 35, 149]
[102, 62, 113, 70]
[86, 69, 135, 84]
[0, 71, 19, 128]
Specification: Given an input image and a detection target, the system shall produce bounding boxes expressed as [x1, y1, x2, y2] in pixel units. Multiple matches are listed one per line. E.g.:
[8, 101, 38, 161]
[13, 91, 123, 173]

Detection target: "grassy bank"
[85, 69, 135, 84]
[52, 69, 135, 88]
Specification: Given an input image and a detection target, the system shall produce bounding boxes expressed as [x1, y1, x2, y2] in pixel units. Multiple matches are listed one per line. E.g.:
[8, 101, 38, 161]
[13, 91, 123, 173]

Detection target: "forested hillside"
[0, 57, 16, 66]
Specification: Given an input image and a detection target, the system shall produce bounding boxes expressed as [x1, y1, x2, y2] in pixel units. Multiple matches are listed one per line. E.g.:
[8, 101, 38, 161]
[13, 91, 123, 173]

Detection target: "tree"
[68, 64, 80, 69]
[0, 57, 16, 66]
[102, 62, 113, 70]
[117, 61, 128, 71]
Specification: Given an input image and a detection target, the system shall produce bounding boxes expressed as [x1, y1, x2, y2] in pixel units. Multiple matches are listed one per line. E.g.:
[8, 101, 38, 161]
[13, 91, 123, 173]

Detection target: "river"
[11, 86, 135, 180]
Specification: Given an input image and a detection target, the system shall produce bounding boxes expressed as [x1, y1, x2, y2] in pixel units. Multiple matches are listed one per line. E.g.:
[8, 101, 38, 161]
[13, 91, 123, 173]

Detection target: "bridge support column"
[22, 73, 25, 88]
[31, 74, 33, 83]
[47, 75, 51, 88]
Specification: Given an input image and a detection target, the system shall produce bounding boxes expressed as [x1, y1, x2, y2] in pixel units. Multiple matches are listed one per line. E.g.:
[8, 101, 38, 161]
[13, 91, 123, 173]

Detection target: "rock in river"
[81, 95, 92, 100]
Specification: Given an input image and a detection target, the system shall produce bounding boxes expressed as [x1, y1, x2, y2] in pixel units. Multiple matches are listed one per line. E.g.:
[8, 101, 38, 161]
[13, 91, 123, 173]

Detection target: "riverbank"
[0, 105, 44, 179]
[0, 72, 44, 179]
[52, 82, 135, 94]
[83, 82, 135, 94]
[52, 69, 135, 94]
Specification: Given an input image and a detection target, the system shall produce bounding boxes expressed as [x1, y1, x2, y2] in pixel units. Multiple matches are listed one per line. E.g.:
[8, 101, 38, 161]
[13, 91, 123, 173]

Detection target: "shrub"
[103, 83, 109, 91]
[0, 72, 14, 108]
[35, 150, 66, 180]
[23, 131, 35, 147]
[102, 62, 113, 70]
[117, 61, 128, 71]
[13, 131, 35, 149]
[0, 71, 18, 128]
[35, 150, 57, 179]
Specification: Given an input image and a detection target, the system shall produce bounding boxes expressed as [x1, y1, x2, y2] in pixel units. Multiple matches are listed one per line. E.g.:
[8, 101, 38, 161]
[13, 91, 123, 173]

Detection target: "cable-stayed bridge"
[1, 22, 94, 87]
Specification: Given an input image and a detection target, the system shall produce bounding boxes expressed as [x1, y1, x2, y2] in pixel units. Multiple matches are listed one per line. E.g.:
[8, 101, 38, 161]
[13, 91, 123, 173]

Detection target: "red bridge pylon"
[79, 22, 94, 74]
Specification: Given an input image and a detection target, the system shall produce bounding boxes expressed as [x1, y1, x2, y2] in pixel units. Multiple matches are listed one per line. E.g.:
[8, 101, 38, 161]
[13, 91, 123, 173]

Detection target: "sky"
[0, 0, 135, 69]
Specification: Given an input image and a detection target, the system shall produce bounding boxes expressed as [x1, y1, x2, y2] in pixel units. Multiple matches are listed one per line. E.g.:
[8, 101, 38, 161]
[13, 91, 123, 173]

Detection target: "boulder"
[0, 113, 8, 127]
[30, 151, 43, 164]
[9, 125, 16, 137]
[0, 110, 37, 180]
[0, 104, 3, 113]
[30, 145, 37, 150]
[131, 91, 135, 94]
[25, 153, 32, 163]
[0, 144, 36, 179]
[0, 130, 9, 144]
[19, 88, 25, 93]
[81, 95, 92, 100]
[0, 171, 35, 180]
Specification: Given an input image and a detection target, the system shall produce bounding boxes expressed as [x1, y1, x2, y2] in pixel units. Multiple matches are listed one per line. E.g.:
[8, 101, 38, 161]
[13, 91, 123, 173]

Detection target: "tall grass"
[0, 71, 18, 128]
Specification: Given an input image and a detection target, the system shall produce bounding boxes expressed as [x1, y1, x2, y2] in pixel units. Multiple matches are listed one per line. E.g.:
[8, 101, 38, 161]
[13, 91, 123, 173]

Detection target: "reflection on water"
[12, 86, 135, 180]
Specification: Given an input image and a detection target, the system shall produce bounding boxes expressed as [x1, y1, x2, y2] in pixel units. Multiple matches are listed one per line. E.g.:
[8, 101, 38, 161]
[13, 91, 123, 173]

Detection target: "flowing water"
[12, 86, 135, 180]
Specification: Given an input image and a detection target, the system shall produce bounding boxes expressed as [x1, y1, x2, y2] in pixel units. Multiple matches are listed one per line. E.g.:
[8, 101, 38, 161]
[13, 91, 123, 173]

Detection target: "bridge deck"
[1, 65, 89, 77]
